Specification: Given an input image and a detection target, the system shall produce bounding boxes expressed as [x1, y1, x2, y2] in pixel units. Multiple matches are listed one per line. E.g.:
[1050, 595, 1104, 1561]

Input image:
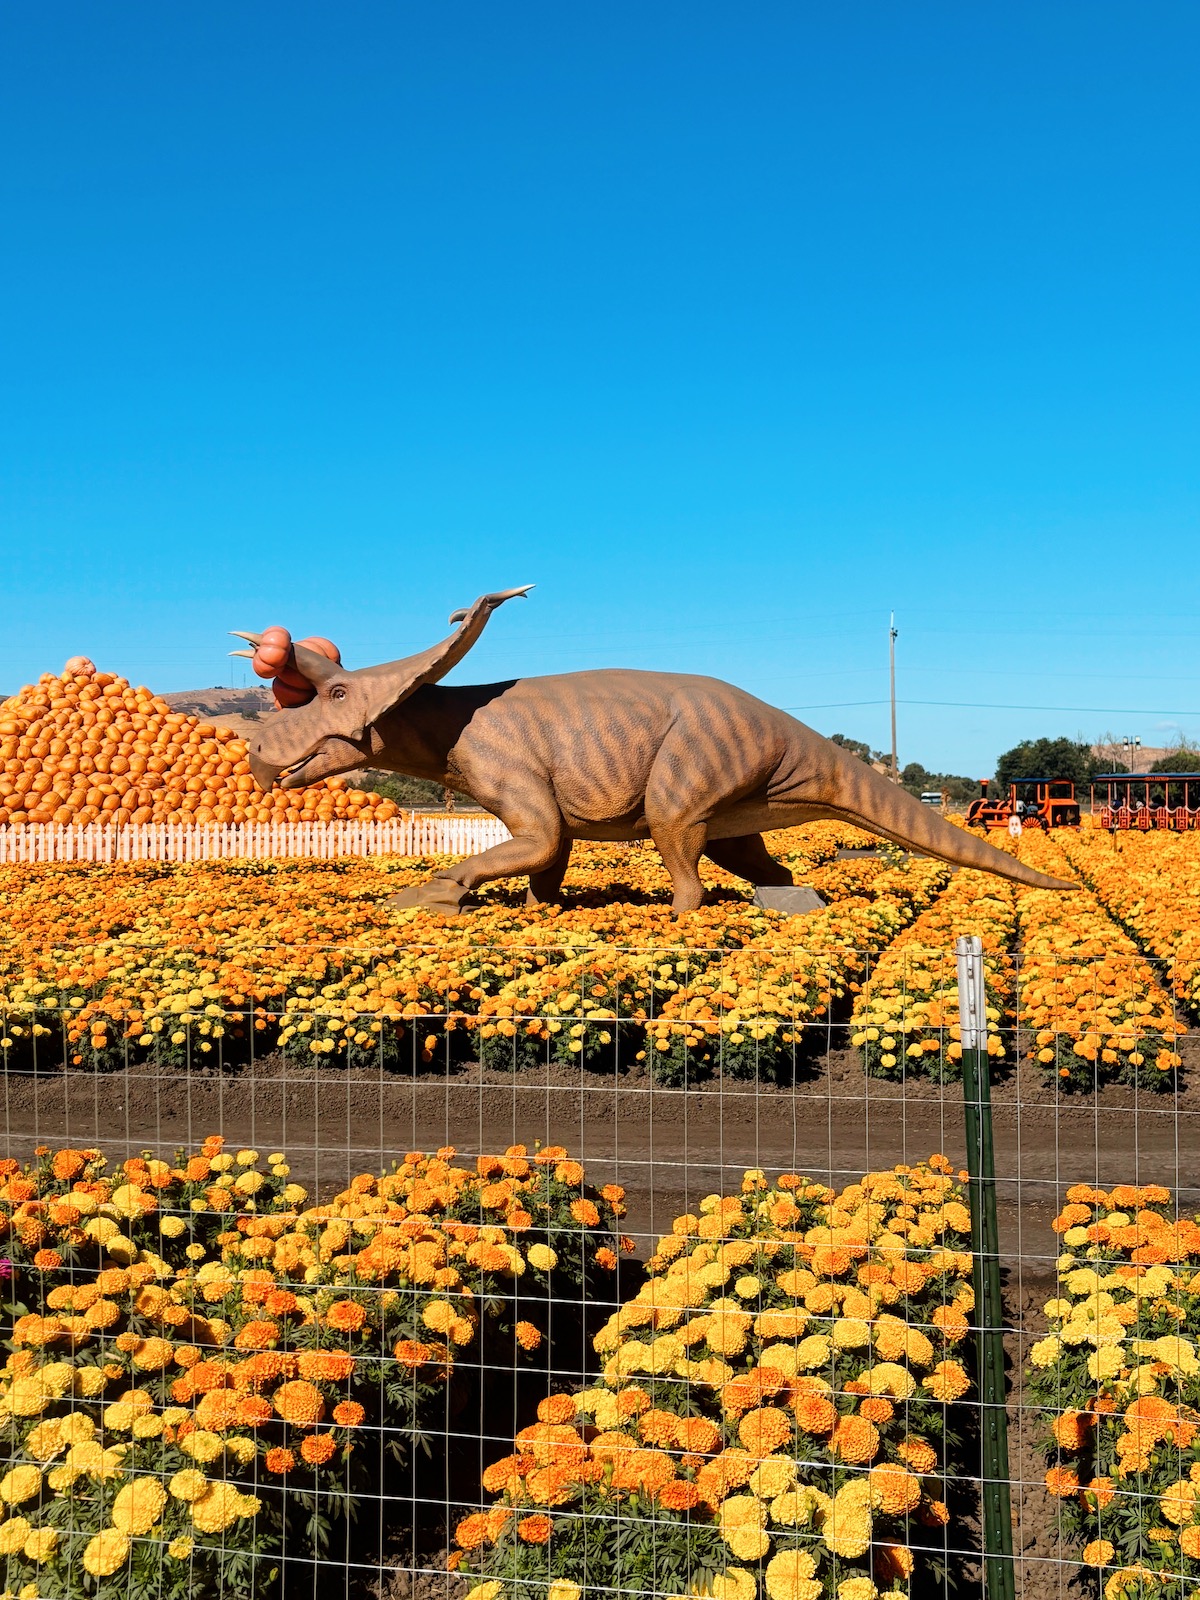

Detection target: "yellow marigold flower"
[718, 1494, 769, 1561]
[463, 1585, 503, 1600]
[794, 1334, 832, 1370]
[1083, 1540, 1116, 1566]
[25, 1419, 63, 1462]
[159, 1215, 186, 1238]
[180, 1430, 224, 1465]
[0, 1466, 42, 1506]
[708, 1570, 756, 1600]
[832, 1316, 871, 1349]
[924, 1360, 970, 1402]
[76, 1367, 108, 1398]
[748, 1455, 798, 1499]
[190, 1483, 260, 1535]
[0, 1519, 31, 1557]
[764, 1548, 821, 1600]
[836, 1583, 877, 1600]
[169, 1469, 209, 1503]
[864, 1362, 916, 1399]
[23, 1526, 59, 1564]
[770, 1487, 821, 1527]
[82, 1529, 131, 1578]
[7, 1378, 50, 1418]
[112, 1478, 168, 1537]
[168, 1537, 195, 1559]
[548, 1584, 581, 1600]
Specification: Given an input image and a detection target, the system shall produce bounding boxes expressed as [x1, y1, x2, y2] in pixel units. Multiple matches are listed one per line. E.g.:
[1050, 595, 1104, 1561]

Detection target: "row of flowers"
[0, 829, 955, 1083]
[849, 870, 1016, 1082]
[1005, 833, 1185, 1092]
[0, 1137, 630, 1595]
[1028, 1182, 1200, 1600]
[455, 1155, 977, 1600]
[1058, 831, 1200, 1021]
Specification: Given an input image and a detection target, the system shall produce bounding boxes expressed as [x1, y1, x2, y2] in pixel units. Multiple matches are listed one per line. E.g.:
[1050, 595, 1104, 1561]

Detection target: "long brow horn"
[448, 584, 534, 625]
[290, 642, 342, 684]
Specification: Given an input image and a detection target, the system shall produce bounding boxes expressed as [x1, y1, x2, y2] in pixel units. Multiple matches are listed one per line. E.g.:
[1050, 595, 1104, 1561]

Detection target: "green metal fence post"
[956, 934, 1015, 1600]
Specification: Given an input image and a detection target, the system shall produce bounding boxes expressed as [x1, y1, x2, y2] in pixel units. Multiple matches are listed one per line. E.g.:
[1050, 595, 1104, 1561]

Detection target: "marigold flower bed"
[0, 1137, 629, 1595]
[1058, 831, 1200, 1019]
[458, 1157, 977, 1600]
[850, 871, 1016, 1082]
[1007, 833, 1184, 1092]
[1028, 1182, 1200, 1600]
[0, 830, 948, 1083]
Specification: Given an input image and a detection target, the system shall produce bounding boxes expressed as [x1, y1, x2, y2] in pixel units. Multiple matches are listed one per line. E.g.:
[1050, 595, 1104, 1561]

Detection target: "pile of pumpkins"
[0, 659, 400, 828]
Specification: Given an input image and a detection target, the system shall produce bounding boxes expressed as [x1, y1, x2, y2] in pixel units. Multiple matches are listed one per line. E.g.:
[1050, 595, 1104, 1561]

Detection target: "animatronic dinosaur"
[232, 588, 1075, 912]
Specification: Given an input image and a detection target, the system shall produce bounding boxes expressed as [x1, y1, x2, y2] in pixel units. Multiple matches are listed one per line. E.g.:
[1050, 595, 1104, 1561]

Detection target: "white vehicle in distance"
[919, 790, 944, 806]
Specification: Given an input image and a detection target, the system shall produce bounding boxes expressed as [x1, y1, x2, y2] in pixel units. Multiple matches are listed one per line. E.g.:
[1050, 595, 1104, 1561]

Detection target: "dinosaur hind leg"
[527, 839, 573, 906]
[704, 833, 794, 887]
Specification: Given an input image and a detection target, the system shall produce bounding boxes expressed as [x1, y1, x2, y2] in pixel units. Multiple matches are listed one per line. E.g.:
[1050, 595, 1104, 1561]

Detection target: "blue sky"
[2, 3, 1197, 776]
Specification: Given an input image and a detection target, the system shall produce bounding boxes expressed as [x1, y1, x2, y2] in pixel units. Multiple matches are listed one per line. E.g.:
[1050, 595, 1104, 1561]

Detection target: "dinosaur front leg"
[386, 794, 567, 914]
[704, 833, 794, 887]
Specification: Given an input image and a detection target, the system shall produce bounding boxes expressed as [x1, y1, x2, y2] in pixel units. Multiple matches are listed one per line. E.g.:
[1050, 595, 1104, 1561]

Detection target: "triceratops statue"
[232, 587, 1073, 913]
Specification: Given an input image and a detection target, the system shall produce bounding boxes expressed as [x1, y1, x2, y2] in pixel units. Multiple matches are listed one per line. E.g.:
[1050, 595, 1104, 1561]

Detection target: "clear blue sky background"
[3, 3, 1197, 776]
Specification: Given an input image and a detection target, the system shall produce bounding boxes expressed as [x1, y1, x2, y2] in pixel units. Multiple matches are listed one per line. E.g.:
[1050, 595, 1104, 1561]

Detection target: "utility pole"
[889, 612, 899, 782]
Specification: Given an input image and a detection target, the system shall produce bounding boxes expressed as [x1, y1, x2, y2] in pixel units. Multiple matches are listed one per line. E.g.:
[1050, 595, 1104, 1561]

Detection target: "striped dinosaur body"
[234, 590, 1075, 912]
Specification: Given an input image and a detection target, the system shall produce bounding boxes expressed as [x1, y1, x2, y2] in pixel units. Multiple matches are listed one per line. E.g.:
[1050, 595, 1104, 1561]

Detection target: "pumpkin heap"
[0, 662, 399, 828]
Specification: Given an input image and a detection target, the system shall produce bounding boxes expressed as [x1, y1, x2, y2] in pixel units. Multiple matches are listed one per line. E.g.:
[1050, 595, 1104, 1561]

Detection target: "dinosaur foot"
[384, 878, 473, 916]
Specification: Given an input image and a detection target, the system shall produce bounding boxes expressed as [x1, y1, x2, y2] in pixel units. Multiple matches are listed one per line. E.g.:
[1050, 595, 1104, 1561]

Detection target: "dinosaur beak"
[249, 750, 283, 792]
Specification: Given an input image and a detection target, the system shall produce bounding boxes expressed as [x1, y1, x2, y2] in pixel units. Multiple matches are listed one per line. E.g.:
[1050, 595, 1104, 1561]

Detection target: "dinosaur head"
[231, 587, 533, 793]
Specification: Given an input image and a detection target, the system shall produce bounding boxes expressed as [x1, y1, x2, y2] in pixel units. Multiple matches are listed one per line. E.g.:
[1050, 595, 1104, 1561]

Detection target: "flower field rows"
[1007, 833, 1185, 1092]
[0, 828, 956, 1082]
[848, 829, 1189, 1092]
[850, 870, 1016, 1082]
[457, 1155, 975, 1600]
[1058, 831, 1200, 1019]
[1028, 1182, 1200, 1600]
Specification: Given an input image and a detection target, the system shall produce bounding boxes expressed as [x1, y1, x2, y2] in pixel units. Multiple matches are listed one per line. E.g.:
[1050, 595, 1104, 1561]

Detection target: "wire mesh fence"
[0, 829, 1198, 1600]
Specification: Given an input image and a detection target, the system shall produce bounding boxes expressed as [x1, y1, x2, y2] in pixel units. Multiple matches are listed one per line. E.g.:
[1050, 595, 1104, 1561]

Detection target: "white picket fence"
[0, 816, 511, 864]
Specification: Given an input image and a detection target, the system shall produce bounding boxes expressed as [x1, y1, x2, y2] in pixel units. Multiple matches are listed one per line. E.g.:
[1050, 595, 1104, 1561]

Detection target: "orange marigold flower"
[234, 1320, 279, 1351]
[265, 1290, 299, 1317]
[52, 1150, 87, 1182]
[595, 1248, 618, 1271]
[237, 1397, 274, 1427]
[869, 1463, 922, 1515]
[393, 1340, 433, 1369]
[325, 1300, 367, 1334]
[333, 1401, 365, 1428]
[676, 1416, 722, 1455]
[1045, 1466, 1080, 1498]
[859, 1397, 894, 1425]
[830, 1414, 880, 1465]
[537, 1394, 578, 1425]
[297, 1351, 355, 1384]
[33, 1249, 63, 1270]
[659, 1480, 702, 1512]
[514, 1321, 541, 1351]
[517, 1514, 554, 1544]
[570, 1199, 600, 1228]
[897, 1438, 938, 1474]
[738, 1407, 792, 1456]
[273, 1379, 326, 1428]
[265, 1447, 295, 1474]
[1052, 1411, 1093, 1452]
[300, 1432, 337, 1467]
[456, 1513, 495, 1551]
[792, 1393, 837, 1435]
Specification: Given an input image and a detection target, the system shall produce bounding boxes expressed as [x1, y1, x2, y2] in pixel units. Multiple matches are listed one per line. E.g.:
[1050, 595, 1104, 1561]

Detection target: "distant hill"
[160, 685, 275, 741]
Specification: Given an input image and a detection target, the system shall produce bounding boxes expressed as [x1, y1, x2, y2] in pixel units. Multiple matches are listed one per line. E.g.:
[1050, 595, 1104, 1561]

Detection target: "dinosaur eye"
[330, 687, 346, 702]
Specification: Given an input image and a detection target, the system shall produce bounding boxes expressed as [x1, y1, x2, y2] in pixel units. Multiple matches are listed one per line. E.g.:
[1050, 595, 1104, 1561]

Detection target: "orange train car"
[965, 777, 1081, 832]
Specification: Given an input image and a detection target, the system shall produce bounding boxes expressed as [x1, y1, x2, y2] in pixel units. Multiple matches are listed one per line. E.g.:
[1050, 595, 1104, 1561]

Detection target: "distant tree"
[830, 733, 872, 763]
[1150, 749, 1200, 773]
[899, 764, 980, 807]
[355, 769, 470, 808]
[995, 737, 1097, 793]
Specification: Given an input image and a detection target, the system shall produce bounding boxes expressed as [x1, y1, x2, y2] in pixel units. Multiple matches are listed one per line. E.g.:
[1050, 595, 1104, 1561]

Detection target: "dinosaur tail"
[812, 748, 1077, 892]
